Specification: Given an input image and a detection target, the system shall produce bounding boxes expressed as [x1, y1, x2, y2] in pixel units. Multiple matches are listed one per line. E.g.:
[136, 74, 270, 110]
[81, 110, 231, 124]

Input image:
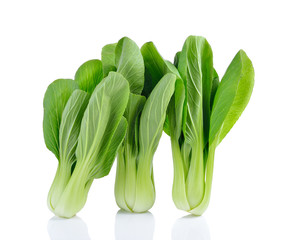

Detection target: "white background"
[0, 0, 288, 239]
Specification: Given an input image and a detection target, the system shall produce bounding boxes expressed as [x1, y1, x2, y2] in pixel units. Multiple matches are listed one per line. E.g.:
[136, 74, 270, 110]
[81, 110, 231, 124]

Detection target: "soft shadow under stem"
[115, 209, 155, 240]
[172, 213, 211, 240]
[47, 216, 91, 240]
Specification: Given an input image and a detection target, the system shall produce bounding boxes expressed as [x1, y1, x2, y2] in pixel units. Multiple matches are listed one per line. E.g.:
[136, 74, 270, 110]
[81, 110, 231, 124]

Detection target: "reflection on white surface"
[172, 214, 210, 240]
[47, 216, 91, 240]
[115, 210, 155, 240]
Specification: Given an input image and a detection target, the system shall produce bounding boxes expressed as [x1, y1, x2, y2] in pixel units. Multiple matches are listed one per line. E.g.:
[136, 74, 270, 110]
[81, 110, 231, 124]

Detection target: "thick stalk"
[132, 153, 155, 212]
[47, 162, 72, 212]
[115, 148, 130, 211]
[186, 140, 204, 208]
[171, 138, 190, 211]
[189, 140, 217, 215]
[53, 159, 93, 218]
[124, 146, 137, 210]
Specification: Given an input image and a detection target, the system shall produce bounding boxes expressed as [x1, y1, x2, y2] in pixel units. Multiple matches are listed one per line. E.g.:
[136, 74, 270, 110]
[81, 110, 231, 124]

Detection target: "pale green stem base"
[47, 163, 71, 212]
[186, 141, 204, 208]
[115, 149, 155, 213]
[171, 138, 190, 211]
[189, 141, 217, 215]
[172, 136, 217, 215]
[50, 160, 93, 218]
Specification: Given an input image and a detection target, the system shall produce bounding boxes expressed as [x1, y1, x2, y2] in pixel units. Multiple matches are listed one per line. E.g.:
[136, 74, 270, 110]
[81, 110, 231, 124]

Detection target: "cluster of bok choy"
[43, 36, 254, 218]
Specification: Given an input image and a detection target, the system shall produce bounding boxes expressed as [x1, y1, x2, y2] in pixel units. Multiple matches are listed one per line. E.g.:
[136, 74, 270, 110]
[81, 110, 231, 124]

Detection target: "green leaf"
[124, 93, 146, 153]
[165, 78, 185, 137]
[140, 42, 185, 138]
[168, 78, 186, 139]
[141, 42, 180, 98]
[210, 69, 219, 109]
[140, 42, 183, 136]
[141, 42, 167, 94]
[115, 37, 145, 94]
[74, 60, 103, 94]
[174, 51, 181, 68]
[178, 36, 213, 146]
[163, 116, 171, 136]
[59, 90, 89, 165]
[165, 60, 181, 78]
[138, 73, 176, 157]
[94, 117, 128, 178]
[101, 43, 117, 77]
[43, 79, 79, 159]
[75, 72, 130, 180]
[209, 50, 254, 144]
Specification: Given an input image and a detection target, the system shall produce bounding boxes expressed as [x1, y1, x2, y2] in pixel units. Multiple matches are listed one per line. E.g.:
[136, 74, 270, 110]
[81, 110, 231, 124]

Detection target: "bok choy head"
[44, 58, 129, 217]
[102, 37, 176, 212]
[115, 73, 176, 212]
[141, 36, 254, 215]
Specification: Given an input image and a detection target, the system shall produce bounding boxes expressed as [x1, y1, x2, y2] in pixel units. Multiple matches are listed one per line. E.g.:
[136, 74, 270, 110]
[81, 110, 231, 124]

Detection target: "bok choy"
[43, 35, 254, 217]
[44, 59, 129, 217]
[140, 36, 254, 215]
[115, 73, 176, 212]
[102, 37, 176, 212]
[170, 36, 254, 215]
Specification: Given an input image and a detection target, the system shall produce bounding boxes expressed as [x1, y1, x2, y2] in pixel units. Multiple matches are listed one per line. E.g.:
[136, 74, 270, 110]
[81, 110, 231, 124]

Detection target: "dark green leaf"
[163, 116, 171, 136]
[141, 42, 180, 97]
[43, 79, 79, 159]
[74, 60, 103, 94]
[168, 78, 186, 139]
[210, 69, 219, 109]
[141, 42, 167, 95]
[174, 51, 181, 68]
[124, 93, 146, 154]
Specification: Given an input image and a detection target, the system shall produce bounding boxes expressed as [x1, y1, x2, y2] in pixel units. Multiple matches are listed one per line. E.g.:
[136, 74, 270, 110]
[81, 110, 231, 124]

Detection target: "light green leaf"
[75, 72, 130, 180]
[210, 50, 254, 144]
[178, 36, 213, 146]
[59, 90, 89, 165]
[165, 60, 181, 78]
[115, 37, 144, 94]
[138, 73, 176, 158]
[94, 117, 128, 179]
[101, 43, 117, 77]
[124, 93, 146, 153]
[74, 59, 103, 94]
[43, 79, 79, 159]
